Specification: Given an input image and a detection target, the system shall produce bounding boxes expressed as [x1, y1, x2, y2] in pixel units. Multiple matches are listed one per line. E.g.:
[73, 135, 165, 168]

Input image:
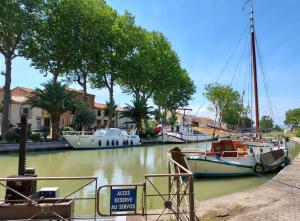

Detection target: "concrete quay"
[0, 140, 71, 153]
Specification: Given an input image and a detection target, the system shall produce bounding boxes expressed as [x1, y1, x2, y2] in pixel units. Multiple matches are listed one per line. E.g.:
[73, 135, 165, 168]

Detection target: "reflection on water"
[0, 142, 299, 215]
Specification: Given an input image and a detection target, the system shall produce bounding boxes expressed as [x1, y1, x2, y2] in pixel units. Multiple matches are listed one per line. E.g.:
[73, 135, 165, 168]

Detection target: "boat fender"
[116, 140, 119, 146]
[249, 147, 254, 154]
[112, 140, 114, 146]
[99, 141, 101, 146]
[253, 163, 264, 174]
[284, 156, 291, 166]
[130, 140, 133, 146]
[107, 140, 109, 146]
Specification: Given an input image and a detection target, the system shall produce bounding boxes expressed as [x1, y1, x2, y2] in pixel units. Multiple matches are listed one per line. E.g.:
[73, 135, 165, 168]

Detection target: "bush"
[4, 130, 19, 143]
[296, 129, 300, 138]
[60, 126, 74, 132]
[30, 133, 41, 142]
[283, 135, 290, 142]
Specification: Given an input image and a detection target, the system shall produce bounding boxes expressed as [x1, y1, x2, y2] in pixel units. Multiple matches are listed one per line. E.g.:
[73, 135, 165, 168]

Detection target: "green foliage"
[60, 126, 74, 132]
[4, 130, 19, 143]
[284, 108, 300, 127]
[121, 98, 153, 134]
[204, 83, 243, 127]
[140, 128, 158, 138]
[274, 125, 283, 132]
[259, 115, 274, 133]
[296, 129, 300, 138]
[30, 133, 41, 142]
[283, 135, 290, 142]
[27, 80, 78, 140]
[239, 116, 253, 130]
[73, 107, 96, 130]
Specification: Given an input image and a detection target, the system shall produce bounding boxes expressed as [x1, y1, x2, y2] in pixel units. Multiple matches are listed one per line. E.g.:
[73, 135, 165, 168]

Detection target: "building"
[167, 111, 214, 127]
[0, 86, 131, 132]
[94, 103, 130, 128]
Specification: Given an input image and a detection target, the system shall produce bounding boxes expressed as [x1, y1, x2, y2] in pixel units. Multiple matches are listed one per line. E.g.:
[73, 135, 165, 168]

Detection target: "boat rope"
[255, 35, 275, 120]
[216, 22, 249, 83]
[217, 158, 300, 190]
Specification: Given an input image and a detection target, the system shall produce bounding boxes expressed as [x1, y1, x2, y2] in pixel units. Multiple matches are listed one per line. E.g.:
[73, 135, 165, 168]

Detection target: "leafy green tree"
[274, 125, 283, 132]
[121, 98, 153, 134]
[27, 80, 77, 140]
[0, 0, 42, 134]
[239, 116, 254, 131]
[204, 83, 243, 127]
[104, 101, 118, 127]
[90, 12, 135, 128]
[60, 0, 115, 103]
[20, 0, 68, 83]
[259, 115, 274, 133]
[284, 108, 300, 127]
[73, 106, 96, 130]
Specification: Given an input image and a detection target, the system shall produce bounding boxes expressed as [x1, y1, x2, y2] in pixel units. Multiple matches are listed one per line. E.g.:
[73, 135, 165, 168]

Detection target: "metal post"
[18, 114, 27, 175]
[189, 177, 195, 221]
[168, 161, 171, 201]
[176, 168, 180, 220]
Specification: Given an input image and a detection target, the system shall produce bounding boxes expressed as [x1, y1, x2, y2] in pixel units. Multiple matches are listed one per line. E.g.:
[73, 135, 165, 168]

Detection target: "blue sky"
[1, 0, 299, 124]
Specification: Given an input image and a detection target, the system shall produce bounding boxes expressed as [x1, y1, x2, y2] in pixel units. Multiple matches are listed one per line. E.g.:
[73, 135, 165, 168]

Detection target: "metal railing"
[62, 131, 94, 136]
[0, 176, 97, 220]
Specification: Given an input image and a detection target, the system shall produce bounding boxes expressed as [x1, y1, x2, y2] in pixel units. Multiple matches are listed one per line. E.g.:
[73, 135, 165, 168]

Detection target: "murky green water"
[0, 142, 299, 216]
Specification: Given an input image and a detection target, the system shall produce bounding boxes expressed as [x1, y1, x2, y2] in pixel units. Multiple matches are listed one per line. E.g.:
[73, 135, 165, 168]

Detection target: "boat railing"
[62, 131, 94, 136]
[182, 150, 249, 158]
[0, 176, 98, 220]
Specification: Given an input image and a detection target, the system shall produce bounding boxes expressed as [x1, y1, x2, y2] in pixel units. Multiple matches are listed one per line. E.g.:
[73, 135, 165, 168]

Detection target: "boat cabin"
[211, 140, 248, 157]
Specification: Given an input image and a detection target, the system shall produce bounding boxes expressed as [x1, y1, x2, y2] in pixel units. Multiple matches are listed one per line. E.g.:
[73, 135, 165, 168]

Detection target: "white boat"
[62, 128, 141, 149]
[183, 140, 256, 177]
[156, 126, 213, 143]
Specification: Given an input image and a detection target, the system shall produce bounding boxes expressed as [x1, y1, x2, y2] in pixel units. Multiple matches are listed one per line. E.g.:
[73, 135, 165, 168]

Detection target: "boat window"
[224, 144, 233, 151]
[214, 146, 221, 152]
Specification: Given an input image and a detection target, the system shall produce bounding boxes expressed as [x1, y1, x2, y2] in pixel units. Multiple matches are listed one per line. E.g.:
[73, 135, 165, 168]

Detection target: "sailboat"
[183, 1, 289, 177]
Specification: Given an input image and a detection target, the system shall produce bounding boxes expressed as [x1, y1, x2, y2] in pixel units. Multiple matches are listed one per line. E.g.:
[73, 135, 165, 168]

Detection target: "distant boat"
[63, 128, 141, 149]
[155, 125, 214, 143]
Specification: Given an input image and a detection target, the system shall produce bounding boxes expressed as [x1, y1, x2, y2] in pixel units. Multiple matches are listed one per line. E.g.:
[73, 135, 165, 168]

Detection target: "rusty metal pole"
[168, 161, 171, 201]
[189, 176, 195, 221]
[176, 170, 180, 220]
[18, 114, 27, 176]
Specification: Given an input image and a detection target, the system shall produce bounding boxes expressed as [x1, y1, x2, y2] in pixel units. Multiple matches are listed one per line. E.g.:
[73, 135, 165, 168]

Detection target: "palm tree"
[121, 98, 153, 134]
[27, 80, 77, 140]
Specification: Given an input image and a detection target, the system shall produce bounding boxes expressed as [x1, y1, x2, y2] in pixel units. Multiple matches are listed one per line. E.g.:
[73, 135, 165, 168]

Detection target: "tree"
[204, 83, 243, 128]
[104, 101, 117, 127]
[284, 108, 300, 127]
[121, 98, 153, 134]
[0, 0, 42, 135]
[27, 80, 77, 140]
[20, 0, 68, 83]
[90, 11, 135, 127]
[239, 116, 254, 131]
[73, 106, 96, 130]
[259, 115, 274, 133]
[59, 0, 115, 103]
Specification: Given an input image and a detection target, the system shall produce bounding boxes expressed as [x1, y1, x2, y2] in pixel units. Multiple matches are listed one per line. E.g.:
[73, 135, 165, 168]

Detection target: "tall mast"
[249, 1, 260, 137]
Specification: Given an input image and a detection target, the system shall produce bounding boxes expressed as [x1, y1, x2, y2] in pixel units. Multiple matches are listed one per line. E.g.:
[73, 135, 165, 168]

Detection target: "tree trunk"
[51, 113, 60, 140]
[1, 54, 13, 135]
[82, 81, 88, 104]
[107, 84, 114, 128]
[53, 73, 58, 83]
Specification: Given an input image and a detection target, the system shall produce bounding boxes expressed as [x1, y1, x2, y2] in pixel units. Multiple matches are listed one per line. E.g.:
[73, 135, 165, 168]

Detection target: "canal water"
[0, 142, 299, 216]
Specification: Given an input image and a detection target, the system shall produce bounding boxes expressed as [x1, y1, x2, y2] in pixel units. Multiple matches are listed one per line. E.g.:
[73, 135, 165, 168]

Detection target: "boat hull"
[156, 133, 213, 143]
[64, 135, 141, 149]
[186, 156, 255, 178]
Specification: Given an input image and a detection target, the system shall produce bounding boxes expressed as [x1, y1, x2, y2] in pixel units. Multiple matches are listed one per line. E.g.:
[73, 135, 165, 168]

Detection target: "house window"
[37, 118, 41, 129]
[97, 110, 101, 116]
[104, 109, 109, 117]
[21, 107, 32, 119]
[97, 120, 101, 126]
[104, 120, 107, 127]
[71, 109, 76, 115]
